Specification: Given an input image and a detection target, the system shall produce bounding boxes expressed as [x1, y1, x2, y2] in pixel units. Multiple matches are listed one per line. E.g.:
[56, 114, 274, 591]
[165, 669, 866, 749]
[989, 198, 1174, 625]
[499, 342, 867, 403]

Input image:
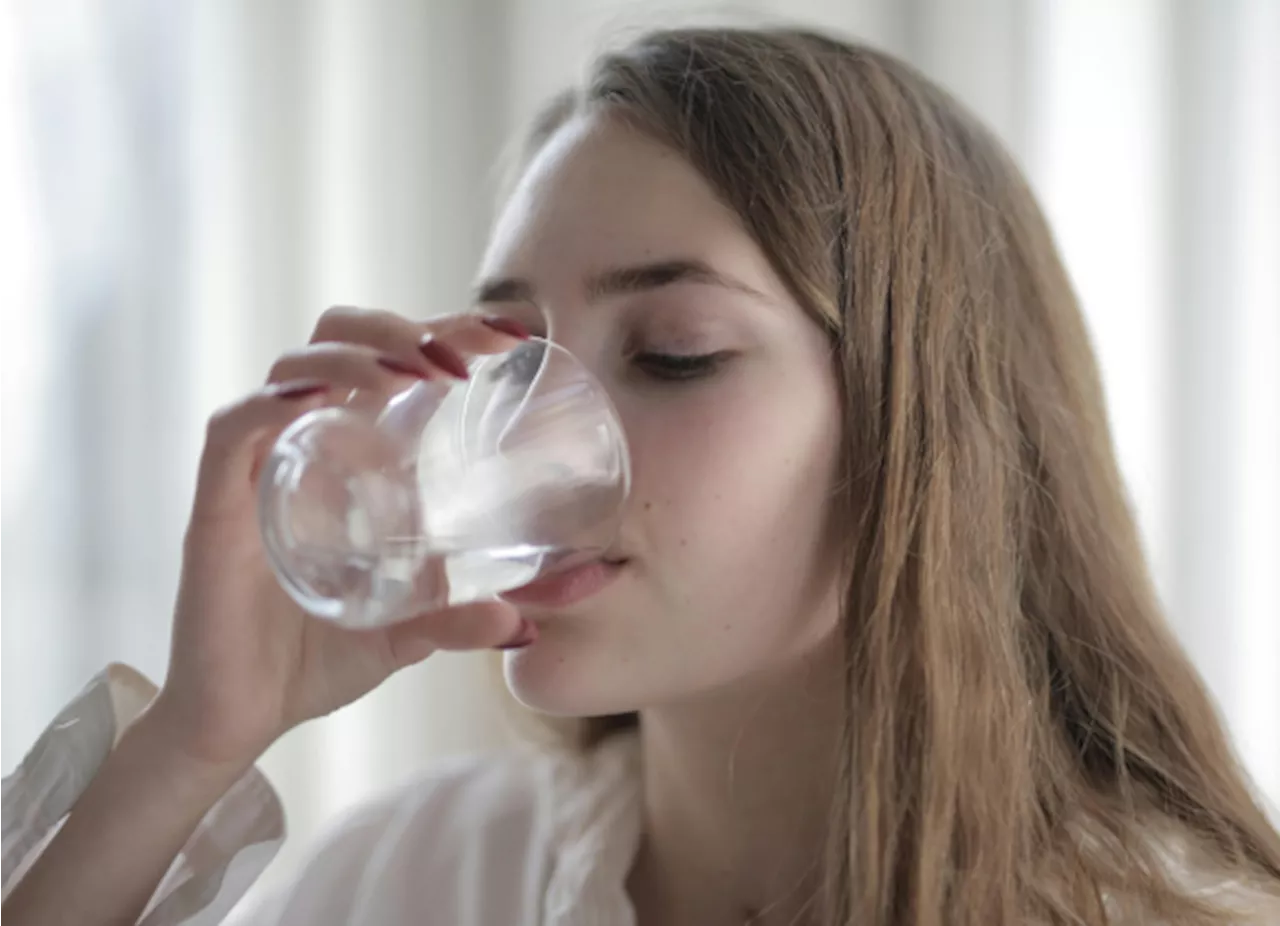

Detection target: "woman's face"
[480, 113, 845, 716]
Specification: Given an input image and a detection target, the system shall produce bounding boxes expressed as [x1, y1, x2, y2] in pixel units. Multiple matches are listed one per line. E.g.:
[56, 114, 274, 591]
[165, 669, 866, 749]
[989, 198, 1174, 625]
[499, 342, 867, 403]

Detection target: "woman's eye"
[632, 351, 728, 382]
[487, 343, 545, 385]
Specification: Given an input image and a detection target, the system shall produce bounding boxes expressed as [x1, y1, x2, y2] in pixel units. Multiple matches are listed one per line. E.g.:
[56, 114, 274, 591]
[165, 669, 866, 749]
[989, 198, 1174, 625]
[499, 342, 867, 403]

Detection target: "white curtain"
[2, 0, 1276, 898]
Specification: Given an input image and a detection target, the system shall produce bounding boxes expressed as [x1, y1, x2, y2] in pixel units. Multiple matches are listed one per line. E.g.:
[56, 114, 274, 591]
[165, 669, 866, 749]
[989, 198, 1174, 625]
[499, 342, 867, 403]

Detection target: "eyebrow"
[471, 258, 770, 306]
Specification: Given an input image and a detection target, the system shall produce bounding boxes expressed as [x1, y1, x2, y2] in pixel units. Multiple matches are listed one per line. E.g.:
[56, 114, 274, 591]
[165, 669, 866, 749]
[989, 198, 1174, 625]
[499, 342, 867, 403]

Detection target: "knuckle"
[204, 399, 247, 444]
[266, 349, 307, 382]
[362, 307, 402, 329]
[312, 305, 361, 342]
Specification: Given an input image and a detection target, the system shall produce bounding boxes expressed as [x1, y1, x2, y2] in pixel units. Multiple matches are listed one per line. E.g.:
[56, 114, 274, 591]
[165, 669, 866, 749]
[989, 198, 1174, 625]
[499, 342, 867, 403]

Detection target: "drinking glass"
[257, 338, 630, 628]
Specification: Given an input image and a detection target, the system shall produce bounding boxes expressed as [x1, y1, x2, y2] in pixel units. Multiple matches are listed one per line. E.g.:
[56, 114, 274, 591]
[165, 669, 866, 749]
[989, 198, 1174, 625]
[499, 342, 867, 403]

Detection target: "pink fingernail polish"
[479, 316, 531, 340]
[419, 337, 471, 380]
[271, 382, 329, 400]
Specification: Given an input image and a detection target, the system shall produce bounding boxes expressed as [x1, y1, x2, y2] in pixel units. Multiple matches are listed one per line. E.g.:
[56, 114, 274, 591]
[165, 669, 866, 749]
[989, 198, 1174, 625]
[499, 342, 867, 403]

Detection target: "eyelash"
[486, 345, 729, 386]
[631, 351, 729, 382]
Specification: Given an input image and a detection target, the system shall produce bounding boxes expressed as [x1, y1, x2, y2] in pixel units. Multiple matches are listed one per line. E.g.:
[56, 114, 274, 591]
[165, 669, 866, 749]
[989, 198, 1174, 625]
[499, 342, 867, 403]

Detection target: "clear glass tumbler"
[257, 338, 630, 628]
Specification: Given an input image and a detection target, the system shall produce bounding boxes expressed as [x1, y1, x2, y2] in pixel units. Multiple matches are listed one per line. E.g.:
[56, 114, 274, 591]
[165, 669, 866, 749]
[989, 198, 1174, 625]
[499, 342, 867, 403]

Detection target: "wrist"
[1, 693, 259, 925]
[121, 702, 259, 799]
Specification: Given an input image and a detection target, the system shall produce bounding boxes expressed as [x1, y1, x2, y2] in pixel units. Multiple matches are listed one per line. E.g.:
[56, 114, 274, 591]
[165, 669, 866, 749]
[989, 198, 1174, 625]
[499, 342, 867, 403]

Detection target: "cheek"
[622, 373, 842, 609]
[626, 388, 772, 523]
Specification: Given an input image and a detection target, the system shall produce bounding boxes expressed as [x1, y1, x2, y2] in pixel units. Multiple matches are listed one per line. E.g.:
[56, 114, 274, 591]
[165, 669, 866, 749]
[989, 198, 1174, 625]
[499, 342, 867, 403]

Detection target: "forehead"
[480, 113, 752, 280]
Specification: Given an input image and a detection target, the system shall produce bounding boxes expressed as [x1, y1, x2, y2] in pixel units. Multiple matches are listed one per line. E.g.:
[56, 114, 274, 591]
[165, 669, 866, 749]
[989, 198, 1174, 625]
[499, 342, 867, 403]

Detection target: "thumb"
[384, 626, 439, 668]
[380, 599, 526, 668]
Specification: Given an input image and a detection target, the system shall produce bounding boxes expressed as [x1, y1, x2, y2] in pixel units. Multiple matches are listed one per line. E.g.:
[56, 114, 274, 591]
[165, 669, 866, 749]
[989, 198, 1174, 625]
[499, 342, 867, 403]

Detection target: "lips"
[500, 557, 626, 608]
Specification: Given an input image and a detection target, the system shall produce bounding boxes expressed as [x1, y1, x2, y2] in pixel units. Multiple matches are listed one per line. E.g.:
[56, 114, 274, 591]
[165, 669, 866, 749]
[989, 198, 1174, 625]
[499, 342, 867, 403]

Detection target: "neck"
[627, 639, 844, 926]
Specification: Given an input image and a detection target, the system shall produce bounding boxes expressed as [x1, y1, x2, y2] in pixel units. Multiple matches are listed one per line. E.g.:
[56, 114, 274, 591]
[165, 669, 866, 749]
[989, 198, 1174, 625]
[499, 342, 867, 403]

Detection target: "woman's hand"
[149, 308, 532, 769]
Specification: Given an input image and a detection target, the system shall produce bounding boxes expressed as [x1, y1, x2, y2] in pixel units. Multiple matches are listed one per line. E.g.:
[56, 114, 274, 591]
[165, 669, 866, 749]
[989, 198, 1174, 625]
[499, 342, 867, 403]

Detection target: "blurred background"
[2, 0, 1277, 901]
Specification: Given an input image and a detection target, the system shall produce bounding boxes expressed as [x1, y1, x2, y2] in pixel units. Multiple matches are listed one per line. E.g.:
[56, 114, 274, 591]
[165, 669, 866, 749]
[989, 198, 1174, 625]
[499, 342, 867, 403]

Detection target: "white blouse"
[1, 664, 643, 926]
[4, 665, 1277, 925]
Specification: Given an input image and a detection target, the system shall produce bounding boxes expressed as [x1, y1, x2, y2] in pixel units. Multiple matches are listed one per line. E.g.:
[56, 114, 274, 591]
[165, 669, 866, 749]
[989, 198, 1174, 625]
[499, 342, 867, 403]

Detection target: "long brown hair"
[506, 26, 1280, 926]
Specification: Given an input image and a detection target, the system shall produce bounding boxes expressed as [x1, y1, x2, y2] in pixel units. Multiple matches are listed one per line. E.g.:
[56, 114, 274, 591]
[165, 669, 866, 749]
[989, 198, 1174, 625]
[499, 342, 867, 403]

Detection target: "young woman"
[5, 25, 1279, 926]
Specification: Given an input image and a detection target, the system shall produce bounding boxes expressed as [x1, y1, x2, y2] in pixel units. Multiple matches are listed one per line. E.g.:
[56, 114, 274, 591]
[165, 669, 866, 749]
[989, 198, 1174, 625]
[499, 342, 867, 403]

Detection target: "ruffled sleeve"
[2, 663, 285, 925]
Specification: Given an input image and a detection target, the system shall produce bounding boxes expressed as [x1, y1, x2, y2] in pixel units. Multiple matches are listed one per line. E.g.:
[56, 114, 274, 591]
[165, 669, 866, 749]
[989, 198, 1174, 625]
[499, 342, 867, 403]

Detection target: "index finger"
[310, 306, 528, 361]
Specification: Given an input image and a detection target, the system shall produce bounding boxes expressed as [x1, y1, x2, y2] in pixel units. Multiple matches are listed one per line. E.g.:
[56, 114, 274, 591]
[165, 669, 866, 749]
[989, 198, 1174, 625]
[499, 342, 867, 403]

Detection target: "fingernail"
[418, 336, 470, 380]
[496, 619, 538, 650]
[479, 316, 531, 340]
[376, 355, 430, 378]
[270, 381, 329, 400]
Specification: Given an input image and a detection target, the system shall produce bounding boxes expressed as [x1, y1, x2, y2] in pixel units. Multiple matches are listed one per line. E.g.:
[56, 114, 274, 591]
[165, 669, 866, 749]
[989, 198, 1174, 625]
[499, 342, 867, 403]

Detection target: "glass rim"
[464, 335, 632, 506]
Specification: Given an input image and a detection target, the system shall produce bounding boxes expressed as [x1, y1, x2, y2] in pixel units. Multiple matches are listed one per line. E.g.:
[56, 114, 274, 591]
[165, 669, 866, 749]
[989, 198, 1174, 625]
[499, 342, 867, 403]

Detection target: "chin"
[501, 627, 645, 718]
